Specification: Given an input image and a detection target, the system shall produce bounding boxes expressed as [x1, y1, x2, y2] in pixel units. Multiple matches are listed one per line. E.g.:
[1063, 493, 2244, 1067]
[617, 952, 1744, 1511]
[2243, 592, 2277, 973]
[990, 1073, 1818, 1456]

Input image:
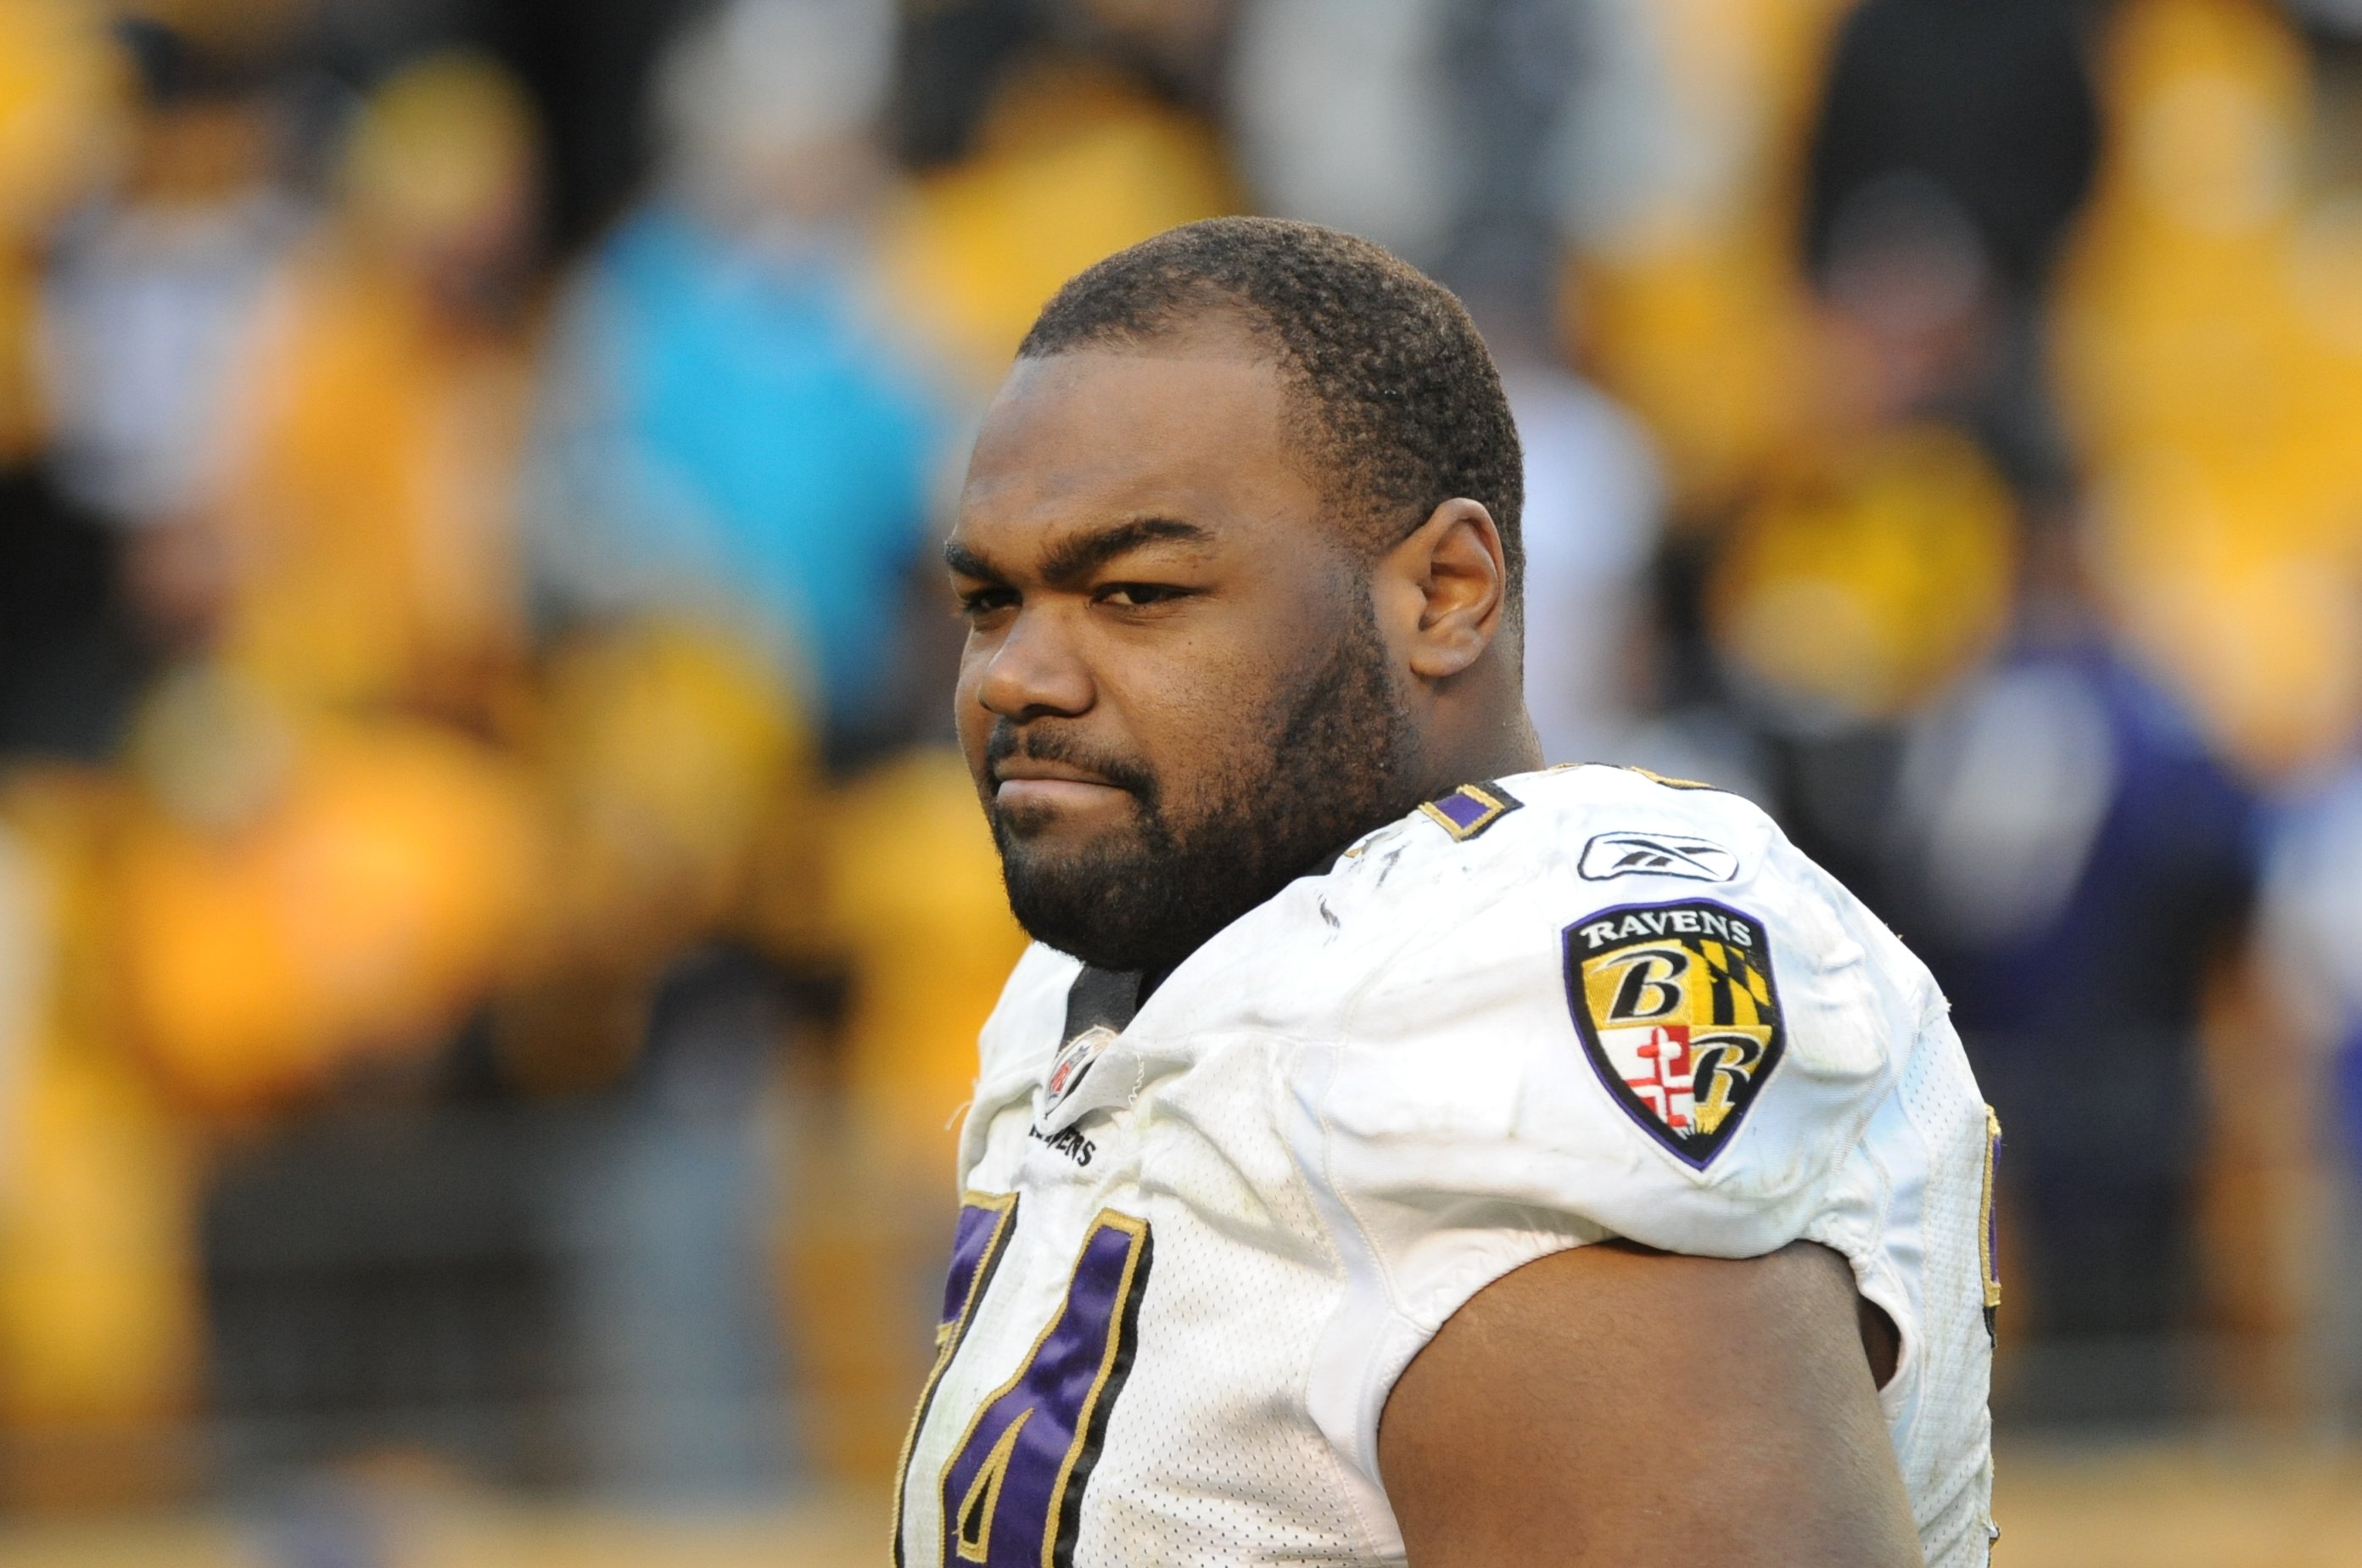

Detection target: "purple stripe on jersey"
[942, 1200, 1011, 1327]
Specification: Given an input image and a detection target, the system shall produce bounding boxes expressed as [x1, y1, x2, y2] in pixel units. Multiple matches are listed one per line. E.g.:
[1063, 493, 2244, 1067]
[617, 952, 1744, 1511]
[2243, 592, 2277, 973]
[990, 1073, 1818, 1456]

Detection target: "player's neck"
[1414, 700, 1545, 798]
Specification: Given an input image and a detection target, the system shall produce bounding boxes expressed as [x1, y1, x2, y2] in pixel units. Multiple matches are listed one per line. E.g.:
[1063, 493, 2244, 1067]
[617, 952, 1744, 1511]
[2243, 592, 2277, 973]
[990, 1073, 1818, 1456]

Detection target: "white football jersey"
[894, 764, 1999, 1567]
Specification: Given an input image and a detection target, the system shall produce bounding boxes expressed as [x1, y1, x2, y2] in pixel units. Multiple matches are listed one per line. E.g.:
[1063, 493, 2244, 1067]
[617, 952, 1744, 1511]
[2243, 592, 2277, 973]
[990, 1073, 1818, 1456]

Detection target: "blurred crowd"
[2, 0, 2361, 1515]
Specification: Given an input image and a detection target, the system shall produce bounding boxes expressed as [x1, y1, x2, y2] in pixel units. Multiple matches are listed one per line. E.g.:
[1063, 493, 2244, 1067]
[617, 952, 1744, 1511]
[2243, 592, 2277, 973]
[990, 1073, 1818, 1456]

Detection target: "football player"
[898, 217, 1996, 1566]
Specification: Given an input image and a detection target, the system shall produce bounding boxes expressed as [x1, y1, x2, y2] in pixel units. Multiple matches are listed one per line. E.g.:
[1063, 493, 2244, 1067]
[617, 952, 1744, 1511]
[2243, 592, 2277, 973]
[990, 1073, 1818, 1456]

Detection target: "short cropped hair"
[1016, 217, 1525, 604]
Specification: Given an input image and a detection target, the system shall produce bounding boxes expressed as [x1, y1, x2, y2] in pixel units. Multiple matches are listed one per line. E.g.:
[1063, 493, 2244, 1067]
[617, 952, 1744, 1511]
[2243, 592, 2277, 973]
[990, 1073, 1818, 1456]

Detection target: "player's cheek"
[1130, 653, 1264, 810]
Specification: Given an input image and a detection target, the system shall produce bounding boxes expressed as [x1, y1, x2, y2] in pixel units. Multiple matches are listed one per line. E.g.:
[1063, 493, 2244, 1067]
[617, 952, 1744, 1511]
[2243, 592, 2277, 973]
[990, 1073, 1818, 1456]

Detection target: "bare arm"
[1379, 1240, 1923, 1567]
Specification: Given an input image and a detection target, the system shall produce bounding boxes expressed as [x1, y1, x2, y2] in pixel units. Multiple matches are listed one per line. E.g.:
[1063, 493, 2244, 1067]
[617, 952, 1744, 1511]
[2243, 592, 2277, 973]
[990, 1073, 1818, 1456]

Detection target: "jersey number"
[894, 1197, 1154, 1568]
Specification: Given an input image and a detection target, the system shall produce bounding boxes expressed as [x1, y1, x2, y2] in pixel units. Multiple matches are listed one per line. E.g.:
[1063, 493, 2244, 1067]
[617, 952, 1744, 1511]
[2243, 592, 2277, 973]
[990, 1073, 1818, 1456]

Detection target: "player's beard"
[984, 591, 1421, 977]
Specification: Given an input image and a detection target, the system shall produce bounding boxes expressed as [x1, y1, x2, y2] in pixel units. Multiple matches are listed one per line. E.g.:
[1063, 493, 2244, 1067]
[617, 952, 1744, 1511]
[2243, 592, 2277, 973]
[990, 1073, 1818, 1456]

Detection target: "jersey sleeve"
[1291, 770, 1930, 1494]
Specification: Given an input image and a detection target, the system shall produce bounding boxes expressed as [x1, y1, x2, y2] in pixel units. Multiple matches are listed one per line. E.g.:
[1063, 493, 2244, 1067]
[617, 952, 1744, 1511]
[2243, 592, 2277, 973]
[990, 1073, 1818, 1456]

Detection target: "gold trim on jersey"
[1979, 1106, 2003, 1315]
[1626, 765, 1718, 791]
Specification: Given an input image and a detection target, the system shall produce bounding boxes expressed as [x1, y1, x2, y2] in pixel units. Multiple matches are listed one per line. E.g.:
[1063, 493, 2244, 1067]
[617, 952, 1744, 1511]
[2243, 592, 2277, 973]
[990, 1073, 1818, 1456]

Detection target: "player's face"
[948, 342, 1419, 973]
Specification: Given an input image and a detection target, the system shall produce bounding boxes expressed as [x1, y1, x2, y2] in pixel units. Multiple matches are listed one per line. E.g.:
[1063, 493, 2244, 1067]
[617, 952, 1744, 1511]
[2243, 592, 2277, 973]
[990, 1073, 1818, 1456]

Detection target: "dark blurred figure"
[465, 0, 690, 253]
[0, 476, 144, 760]
[1889, 614, 2256, 1384]
[1802, 0, 2100, 489]
[1899, 656, 2248, 1331]
[1745, 0, 2103, 910]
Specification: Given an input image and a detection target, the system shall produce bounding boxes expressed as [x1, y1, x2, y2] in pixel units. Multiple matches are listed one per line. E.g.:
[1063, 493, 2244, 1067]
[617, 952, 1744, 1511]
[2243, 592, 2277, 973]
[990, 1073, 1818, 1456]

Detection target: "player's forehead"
[951, 341, 1320, 570]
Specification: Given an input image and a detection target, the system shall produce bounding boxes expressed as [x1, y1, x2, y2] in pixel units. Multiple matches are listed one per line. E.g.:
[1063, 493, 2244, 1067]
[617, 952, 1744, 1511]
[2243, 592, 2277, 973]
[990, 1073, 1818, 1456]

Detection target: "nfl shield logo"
[1044, 1025, 1118, 1117]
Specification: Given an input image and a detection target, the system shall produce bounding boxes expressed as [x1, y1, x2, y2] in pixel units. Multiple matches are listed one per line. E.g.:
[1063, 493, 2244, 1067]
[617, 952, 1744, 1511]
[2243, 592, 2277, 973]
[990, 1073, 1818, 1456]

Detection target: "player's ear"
[1373, 497, 1508, 681]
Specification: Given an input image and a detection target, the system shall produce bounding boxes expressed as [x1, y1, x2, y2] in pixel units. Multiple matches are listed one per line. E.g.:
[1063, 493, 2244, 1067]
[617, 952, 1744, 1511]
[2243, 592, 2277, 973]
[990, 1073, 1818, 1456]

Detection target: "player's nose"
[974, 603, 1095, 720]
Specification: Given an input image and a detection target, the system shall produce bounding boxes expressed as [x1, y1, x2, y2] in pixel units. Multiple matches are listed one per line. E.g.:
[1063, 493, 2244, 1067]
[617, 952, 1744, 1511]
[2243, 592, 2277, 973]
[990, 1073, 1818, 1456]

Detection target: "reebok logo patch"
[1578, 831, 1739, 884]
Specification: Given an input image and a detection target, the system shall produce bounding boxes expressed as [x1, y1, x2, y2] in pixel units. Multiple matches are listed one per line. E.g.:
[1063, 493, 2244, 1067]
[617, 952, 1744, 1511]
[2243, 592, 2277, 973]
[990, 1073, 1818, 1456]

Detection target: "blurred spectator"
[1889, 629, 2257, 1403]
[40, 19, 305, 530]
[2057, 0, 2362, 777]
[526, 0, 947, 744]
[1230, 0, 1671, 290]
[499, 621, 814, 1089]
[1566, 0, 1854, 518]
[1802, 0, 2096, 486]
[877, 30, 1236, 388]
[202, 49, 538, 721]
[521, 2, 1053, 1488]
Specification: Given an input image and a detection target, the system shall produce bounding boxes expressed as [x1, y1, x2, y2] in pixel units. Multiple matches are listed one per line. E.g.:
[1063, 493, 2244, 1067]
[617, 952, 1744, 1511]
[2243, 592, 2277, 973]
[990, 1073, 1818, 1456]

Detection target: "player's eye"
[955, 585, 1019, 620]
[1096, 582, 1192, 609]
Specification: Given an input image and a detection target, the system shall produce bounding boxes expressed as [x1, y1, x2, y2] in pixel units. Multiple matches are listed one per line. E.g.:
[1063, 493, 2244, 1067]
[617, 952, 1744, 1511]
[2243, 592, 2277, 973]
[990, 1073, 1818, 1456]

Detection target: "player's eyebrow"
[1035, 517, 1212, 587]
[947, 517, 1213, 590]
[943, 535, 1000, 581]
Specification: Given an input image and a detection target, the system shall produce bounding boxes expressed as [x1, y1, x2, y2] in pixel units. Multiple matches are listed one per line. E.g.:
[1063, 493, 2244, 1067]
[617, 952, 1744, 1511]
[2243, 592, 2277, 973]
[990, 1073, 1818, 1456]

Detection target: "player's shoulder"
[1316, 764, 1934, 1252]
[1355, 759, 1933, 1056]
[1471, 760, 1784, 879]
[1336, 762, 1831, 959]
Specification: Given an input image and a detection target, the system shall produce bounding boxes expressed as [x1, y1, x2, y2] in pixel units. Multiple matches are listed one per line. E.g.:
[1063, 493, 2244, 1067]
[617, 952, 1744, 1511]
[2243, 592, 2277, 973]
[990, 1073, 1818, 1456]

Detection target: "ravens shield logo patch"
[1563, 900, 1786, 1168]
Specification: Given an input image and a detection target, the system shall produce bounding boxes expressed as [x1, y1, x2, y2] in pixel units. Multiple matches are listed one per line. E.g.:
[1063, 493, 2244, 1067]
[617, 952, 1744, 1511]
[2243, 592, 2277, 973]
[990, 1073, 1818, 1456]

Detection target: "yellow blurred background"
[0, 0, 2358, 1560]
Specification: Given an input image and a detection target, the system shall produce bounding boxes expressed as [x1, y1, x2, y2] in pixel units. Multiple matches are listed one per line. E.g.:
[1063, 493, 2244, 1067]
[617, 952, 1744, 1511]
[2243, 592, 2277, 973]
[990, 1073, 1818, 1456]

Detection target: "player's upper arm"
[1378, 1238, 1924, 1567]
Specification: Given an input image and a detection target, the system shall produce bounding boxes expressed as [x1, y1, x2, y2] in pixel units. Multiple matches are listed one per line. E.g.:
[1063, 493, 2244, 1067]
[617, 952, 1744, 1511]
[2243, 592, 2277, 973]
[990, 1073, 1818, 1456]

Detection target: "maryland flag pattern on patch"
[1562, 899, 1786, 1168]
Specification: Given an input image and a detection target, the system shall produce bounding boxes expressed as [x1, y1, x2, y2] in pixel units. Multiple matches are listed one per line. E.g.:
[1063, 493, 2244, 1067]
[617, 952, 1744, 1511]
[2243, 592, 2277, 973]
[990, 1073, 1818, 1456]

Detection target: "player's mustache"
[985, 720, 1159, 803]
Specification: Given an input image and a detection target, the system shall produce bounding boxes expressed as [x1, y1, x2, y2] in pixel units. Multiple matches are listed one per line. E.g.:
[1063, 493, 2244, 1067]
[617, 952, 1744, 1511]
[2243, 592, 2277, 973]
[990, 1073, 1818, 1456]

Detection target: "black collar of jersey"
[1064, 964, 1145, 1041]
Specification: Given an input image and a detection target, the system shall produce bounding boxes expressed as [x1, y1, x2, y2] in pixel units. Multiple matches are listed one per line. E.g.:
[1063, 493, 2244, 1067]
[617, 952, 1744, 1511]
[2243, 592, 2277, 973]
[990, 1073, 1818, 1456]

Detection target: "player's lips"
[992, 759, 1133, 811]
